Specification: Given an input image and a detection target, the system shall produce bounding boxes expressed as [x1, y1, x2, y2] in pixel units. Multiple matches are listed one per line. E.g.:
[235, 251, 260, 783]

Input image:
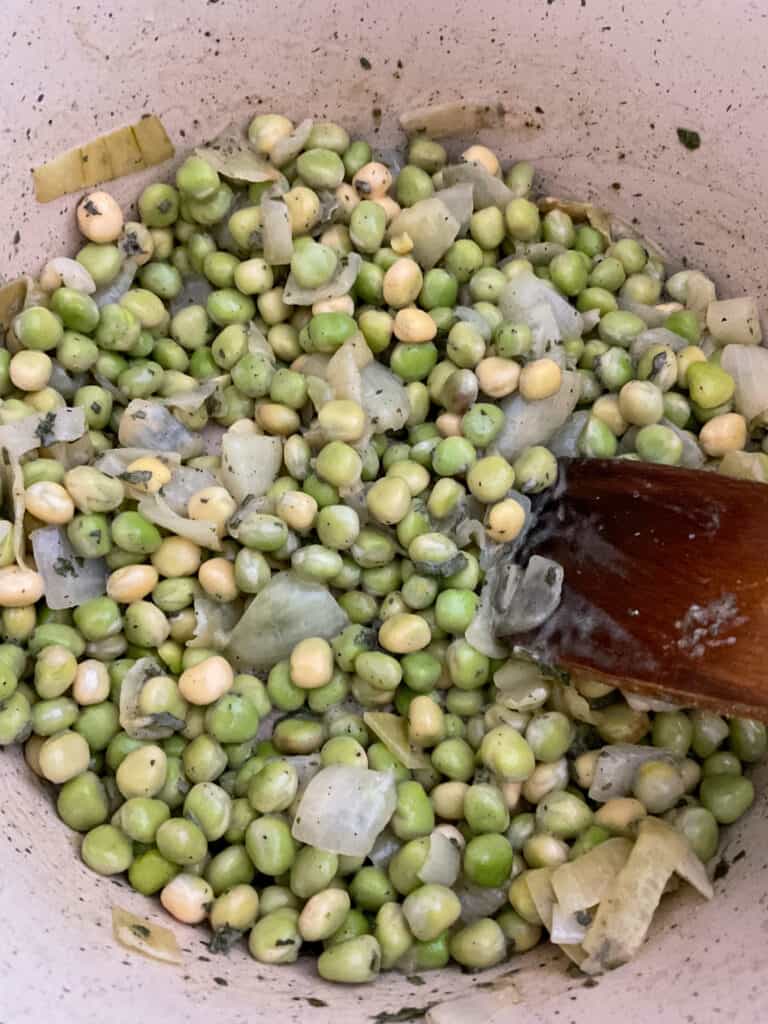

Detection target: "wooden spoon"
[495, 458, 768, 721]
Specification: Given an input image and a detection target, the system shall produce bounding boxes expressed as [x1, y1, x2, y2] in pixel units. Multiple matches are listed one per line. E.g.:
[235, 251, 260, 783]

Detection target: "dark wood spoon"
[495, 459, 768, 721]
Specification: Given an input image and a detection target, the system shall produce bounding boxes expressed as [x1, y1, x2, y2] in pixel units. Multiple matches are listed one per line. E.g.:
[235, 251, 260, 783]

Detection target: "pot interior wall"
[1, 1, 767, 1021]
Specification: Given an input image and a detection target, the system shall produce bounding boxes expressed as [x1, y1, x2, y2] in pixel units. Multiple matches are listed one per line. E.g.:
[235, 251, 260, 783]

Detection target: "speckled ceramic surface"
[1, 1, 767, 1021]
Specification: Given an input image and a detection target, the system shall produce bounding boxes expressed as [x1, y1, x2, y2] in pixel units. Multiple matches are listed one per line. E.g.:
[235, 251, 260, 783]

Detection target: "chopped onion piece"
[454, 305, 492, 342]
[387, 196, 461, 270]
[93, 258, 138, 308]
[550, 904, 590, 945]
[112, 907, 182, 966]
[500, 272, 584, 347]
[0, 406, 86, 459]
[537, 197, 613, 243]
[138, 493, 221, 551]
[261, 188, 294, 265]
[624, 691, 681, 713]
[363, 712, 431, 771]
[418, 830, 461, 887]
[525, 866, 556, 929]
[368, 829, 401, 869]
[465, 569, 508, 658]
[196, 125, 281, 183]
[119, 657, 184, 739]
[660, 419, 705, 469]
[456, 881, 510, 923]
[30, 526, 108, 610]
[118, 400, 204, 459]
[169, 276, 213, 316]
[228, 571, 348, 672]
[159, 376, 225, 412]
[42, 257, 96, 294]
[617, 295, 671, 328]
[707, 297, 762, 346]
[4, 449, 27, 567]
[220, 432, 282, 504]
[551, 838, 633, 915]
[95, 447, 180, 479]
[283, 252, 361, 305]
[46, 433, 95, 470]
[588, 744, 677, 802]
[495, 555, 564, 636]
[549, 410, 590, 458]
[188, 593, 242, 650]
[161, 465, 218, 516]
[360, 360, 410, 435]
[721, 344, 768, 423]
[493, 658, 550, 709]
[630, 327, 688, 361]
[270, 118, 313, 168]
[400, 101, 506, 139]
[327, 340, 364, 405]
[291, 765, 397, 857]
[495, 370, 581, 461]
[581, 817, 712, 974]
[719, 451, 768, 482]
[443, 162, 514, 211]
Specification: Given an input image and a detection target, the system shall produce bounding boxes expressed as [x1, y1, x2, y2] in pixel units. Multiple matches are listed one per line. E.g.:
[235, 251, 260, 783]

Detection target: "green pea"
[632, 760, 685, 813]
[291, 240, 338, 290]
[396, 164, 435, 207]
[81, 824, 133, 876]
[349, 201, 387, 254]
[419, 268, 458, 310]
[729, 718, 767, 763]
[470, 207, 506, 250]
[205, 844, 255, 896]
[652, 711, 693, 756]
[246, 815, 297, 876]
[480, 726, 535, 781]
[248, 760, 298, 814]
[317, 934, 381, 983]
[464, 783, 510, 834]
[450, 918, 506, 969]
[128, 847, 179, 895]
[636, 424, 683, 465]
[155, 817, 208, 866]
[355, 260, 384, 304]
[56, 771, 109, 832]
[497, 906, 543, 953]
[375, 902, 414, 969]
[390, 341, 439, 383]
[431, 737, 476, 782]
[139, 184, 180, 228]
[665, 309, 701, 344]
[595, 346, 633, 390]
[391, 780, 435, 841]
[550, 251, 589, 296]
[76, 243, 122, 286]
[536, 791, 593, 838]
[119, 797, 171, 844]
[699, 775, 754, 824]
[110, 511, 162, 555]
[75, 702, 120, 752]
[669, 806, 719, 862]
[206, 288, 256, 327]
[432, 436, 477, 477]
[249, 908, 302, 965]
[49, 287, 100, 334]
[74, 384, 113, 429]
[463, 833, 514, 887]
[569, 824, 612, 859]
[13, 306, 63, 351]
[702, 751, 742, 776]
[687, 362, 734, 409]
[577, 286, 618, 315]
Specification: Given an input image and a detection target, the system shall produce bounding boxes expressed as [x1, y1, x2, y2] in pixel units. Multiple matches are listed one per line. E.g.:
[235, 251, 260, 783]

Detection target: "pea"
[699, 775, 754, 824]
[118, 797, 171, 844]
[128, 848, 179, 895]
[463, 833, 515, 887]
[56, 771, 110, 832]
[245, 814, 297, 876]
[317, 934, 381, 984]
[390, 341, 439, 383]
[249, 908, 302, 965]
[81, 823, 134, 875]
[464, 783, 511, 834]
[729, 718, 767, 763]
[431, 737, 476, 782]
[670, 806, 719, 862]
[450, 918, 506, 969]
[391, 780, 435, 840]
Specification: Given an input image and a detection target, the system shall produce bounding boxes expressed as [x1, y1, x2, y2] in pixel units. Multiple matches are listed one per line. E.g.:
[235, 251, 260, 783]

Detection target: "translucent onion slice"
[291, 765, 397, 857]
[442, 162, 515, 210]
[550, 904, 590, 945]
[41, 257, 96, 294]
[118, 400, 204, 459]
[581, 817, 712, 974]
[363, 712, 431, 771]
[119, 657, 184, 740]
[495, 555, 565, 636]
[500, 272, 584, 346]
[588, 745, 678, 803]
[387, 195, 461, 270]
[270, 118, 314, 168]
[0, 406, 86, 459]
[455, 880, 510, 924]
[220, 432, 283, 504]
[706, 297, 762, 346]
[93, 259, 138, 308]
[196, 125, 281, 183]
[160, 465, 218, 516]
[360, 360, 410, 434]
[417, 830, 461, 887]
[138, 493, 221, 551]
[399, 101, 507, 139]
[465, 570, 508, 659]
[282, 253, 362, 306]
[551, 837, 633, 916]
[112, 907, 182, 966]
[227, 571, 348, 672]
[721, 344, 768, 423]
[30, 526, 108, 610]
[368, 829, 401, 869]
[495, 370, 581, 461]
[159, 376, 225, 412]
[188, 593, 243, 650]
[261, 188, 294, 265]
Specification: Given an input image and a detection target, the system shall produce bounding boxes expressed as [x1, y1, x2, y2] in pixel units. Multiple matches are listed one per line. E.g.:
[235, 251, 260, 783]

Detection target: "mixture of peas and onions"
[0, 110, 767, 983]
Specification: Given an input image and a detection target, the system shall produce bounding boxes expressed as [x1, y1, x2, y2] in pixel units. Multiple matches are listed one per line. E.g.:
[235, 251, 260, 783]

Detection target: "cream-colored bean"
[500, 781, 523, 812]
[187, 486, 237, 535]
[519, 358, 562, 401]
[9, 350, 52, 391]
[290, 637, 334, 689]
[125, 456, 172, 495]
[387, 460, 430, 496]
[276, 490, 318, 532]
[372, 194, 401, 224]
[116, 744, 168, 799]
[680, 757, 702, 793]
[476, 357, 521, 398]
[408, 695, 445, 747]
[256, 402, 301, 436]
[592, 394, 628, 436]
[119, 221, 155, 265]
[699, 412, 747, 457]
[521, 758, 569, 804]
[318, 399, 367, 443]
[462, 144, 501, 177]
[24, 734, 45, 777]
[284, 186, 321, 234]
[436, 412, 462, 437]
[64, 466, 125, 514]
[72, 659, 111, 705]
[390, 232, 414, 256]
[594, 797, 647, 835]
[178, 655, 234, 705]
[383, 258, 423, 308]
[379, 613, 431, 654]
[486, 497, 526, 543]
[107, 564, 159, 604]
[249, 113, 294, 156]
[675, 345, 707, 388]
[25, 481, 75, 524]
[209, 884, 260, 932]
[39, 730, 90, 784]
[430, 781, 469, 820]
[0, 566, 45, 607]
[298, 888, 351, 942]
[352, 162, 393, 198]
[572, 749, 601, 790]
[334, 182, 360, 220]
[393, 307, 437, 344]
[312, 295, 356, 316]
[161, 874, 215, 925]
[152, 536, 202, 578]
[76, 190, 124, 243]
[198, 557, 239, 602]
[25, 386, 65, 414]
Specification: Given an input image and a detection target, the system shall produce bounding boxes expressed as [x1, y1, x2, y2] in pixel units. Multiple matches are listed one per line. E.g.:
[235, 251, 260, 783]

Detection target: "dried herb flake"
[676, 128, 701, 151]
